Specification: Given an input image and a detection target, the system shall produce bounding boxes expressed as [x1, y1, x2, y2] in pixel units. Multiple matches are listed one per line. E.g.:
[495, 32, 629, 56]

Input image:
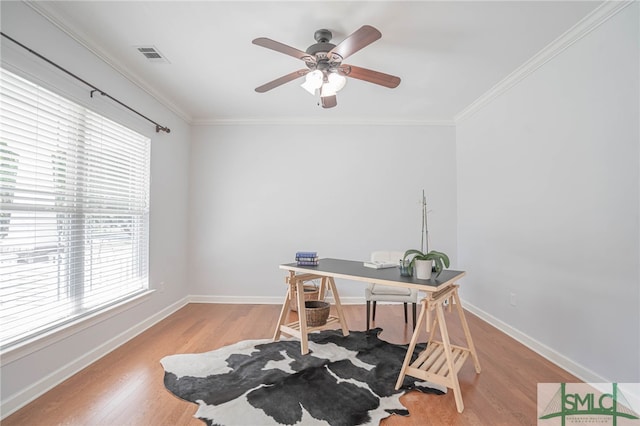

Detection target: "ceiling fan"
[252, 25, 401, 108]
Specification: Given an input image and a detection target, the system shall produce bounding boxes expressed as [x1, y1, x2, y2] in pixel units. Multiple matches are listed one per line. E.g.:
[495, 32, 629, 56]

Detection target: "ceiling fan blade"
[321, 95, 337, 109]
[339, 64, 401, 88]
[255, 69, 309, 93]
[328, 25, 381, 60]
[252, 37, 316, 64]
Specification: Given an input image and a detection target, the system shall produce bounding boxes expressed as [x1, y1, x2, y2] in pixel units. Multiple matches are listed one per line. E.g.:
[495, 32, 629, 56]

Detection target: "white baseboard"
[1, 297, 190, 419]
[192, 297, 613, 386]
[461, 298, 607, 383]
[189, 294, 284, 304]
[5, 295, 615, 419]
[189, 295, 366, 305]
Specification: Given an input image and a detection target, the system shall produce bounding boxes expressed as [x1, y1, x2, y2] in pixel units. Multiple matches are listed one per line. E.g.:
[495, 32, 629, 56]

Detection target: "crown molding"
[24, 1, 194, 124]
[191, 118, 456, 127]
[454, 0, 634, 123]
[25, 2, 450, 128]
[26, 0, 631, 128]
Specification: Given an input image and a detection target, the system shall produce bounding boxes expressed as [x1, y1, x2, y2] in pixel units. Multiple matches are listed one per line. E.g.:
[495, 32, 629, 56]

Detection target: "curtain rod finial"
[156, 125, 170, 134]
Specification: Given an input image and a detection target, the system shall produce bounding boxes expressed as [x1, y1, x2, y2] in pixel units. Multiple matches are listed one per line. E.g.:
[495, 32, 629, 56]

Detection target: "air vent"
[135, 46, 170, 63]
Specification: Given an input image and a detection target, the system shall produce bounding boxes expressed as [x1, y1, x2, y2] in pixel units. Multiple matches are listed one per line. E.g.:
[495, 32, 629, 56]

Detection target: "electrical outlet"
[510, 292, 517, 306]
[159, 281, 165, 293]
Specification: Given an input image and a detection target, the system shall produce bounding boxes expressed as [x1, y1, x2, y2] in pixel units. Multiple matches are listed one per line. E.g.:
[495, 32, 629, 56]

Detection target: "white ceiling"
[30, 1, 602, 124]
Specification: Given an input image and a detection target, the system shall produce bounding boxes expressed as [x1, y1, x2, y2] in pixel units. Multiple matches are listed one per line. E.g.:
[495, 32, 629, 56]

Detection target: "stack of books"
[296, 251, 318, 266]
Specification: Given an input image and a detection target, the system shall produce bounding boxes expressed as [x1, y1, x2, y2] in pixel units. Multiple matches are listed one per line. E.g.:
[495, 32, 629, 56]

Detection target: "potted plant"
[402, 249, 450, 279]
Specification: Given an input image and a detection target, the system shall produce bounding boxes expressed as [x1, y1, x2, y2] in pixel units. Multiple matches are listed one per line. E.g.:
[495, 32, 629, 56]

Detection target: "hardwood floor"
[3, 303, 578, 426]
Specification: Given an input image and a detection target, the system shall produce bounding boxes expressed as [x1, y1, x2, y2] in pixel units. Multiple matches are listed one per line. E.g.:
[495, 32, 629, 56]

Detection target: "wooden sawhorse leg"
[451, 287, 481, 375]
[395, 285, 480, 413]
[273, 271, 295, 342]
[326, 276, 349, 337]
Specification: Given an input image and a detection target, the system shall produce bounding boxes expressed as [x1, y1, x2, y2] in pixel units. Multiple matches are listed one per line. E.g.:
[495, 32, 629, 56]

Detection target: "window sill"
[0, 289, 155, 366]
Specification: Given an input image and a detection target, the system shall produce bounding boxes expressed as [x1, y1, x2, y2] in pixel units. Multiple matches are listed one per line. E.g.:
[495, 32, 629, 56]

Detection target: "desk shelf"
[405, 341, 471, 388]
[280, 315, 342, 337]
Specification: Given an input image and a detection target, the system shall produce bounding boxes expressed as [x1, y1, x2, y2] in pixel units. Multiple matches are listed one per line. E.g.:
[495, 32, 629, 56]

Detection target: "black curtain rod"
[1, 32, 170, 134]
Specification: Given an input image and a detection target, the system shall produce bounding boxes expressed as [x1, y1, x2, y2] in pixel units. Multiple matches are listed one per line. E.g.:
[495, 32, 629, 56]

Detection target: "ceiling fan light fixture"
[301, 70, 323, 95]
[327, 72, 346, 92]
[320, 72, 346, 98]
[320, 84, 335, 98]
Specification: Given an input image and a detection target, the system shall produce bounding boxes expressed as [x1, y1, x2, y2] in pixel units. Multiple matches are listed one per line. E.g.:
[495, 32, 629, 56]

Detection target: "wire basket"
[304, 301, 330, 327]
[290, 284, 320, 312]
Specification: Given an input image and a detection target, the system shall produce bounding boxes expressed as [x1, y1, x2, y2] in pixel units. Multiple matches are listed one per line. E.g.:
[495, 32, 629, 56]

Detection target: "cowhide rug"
[160, 328, 445, 426]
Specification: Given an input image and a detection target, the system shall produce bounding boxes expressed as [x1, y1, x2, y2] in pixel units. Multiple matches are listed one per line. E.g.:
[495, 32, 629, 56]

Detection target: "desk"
[275, 258, 481, 412]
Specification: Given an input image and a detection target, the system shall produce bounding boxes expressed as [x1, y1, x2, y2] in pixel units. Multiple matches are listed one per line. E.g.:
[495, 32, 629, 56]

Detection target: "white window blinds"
[0, 68, 150, 350]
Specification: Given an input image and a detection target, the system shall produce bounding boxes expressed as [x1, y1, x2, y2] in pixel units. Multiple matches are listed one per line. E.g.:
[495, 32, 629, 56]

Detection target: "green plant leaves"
[403, 249, 450, 278]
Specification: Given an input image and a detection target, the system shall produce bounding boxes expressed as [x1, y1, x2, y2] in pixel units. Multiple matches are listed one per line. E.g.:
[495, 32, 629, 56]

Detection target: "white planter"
[414, 259, 433, 280]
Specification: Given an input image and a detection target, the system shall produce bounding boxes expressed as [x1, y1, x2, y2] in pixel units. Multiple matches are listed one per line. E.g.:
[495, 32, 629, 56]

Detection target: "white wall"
[457, 3, 639, 382]
[188, 124, 458, 301]
[0, 2, 191, 414]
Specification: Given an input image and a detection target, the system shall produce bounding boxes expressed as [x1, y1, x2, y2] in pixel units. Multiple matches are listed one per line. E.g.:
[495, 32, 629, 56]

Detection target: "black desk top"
[280, 258, 465, 292]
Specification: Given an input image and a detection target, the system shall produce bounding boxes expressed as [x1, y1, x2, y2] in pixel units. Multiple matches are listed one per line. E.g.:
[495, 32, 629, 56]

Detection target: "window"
[0, 68, 150, 350]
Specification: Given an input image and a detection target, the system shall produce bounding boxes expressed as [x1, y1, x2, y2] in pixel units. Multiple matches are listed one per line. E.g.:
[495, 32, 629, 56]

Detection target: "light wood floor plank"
[3, 303, 578, 425]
